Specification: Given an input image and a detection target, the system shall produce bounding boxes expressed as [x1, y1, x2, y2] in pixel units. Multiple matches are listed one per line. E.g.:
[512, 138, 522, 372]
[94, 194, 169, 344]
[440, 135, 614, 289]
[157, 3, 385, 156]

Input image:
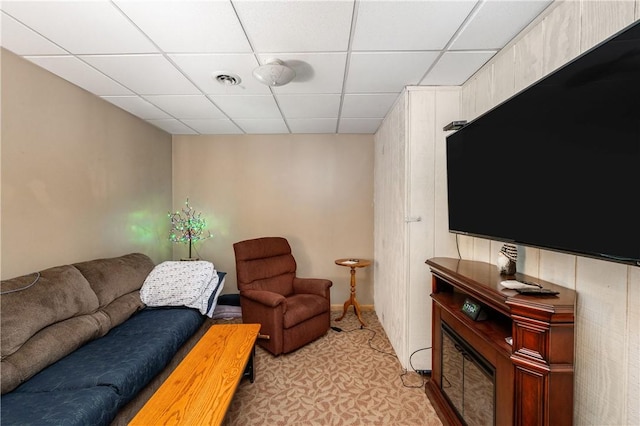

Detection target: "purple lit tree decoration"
[168, 199, 213, 259]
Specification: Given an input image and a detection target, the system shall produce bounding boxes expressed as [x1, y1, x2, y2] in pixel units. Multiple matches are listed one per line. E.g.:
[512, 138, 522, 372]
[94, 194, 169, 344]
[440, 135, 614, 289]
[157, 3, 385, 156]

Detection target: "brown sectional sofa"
[0, 253, 214, 425]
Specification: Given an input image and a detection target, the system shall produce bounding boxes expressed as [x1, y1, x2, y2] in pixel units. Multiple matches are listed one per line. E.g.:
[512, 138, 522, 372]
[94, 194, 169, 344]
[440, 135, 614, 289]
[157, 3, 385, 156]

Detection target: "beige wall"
[172, 134, 374, 306]
[1, 49, 173, 279]
[0, 45, 375, 305]
[458, 3, 639, 425]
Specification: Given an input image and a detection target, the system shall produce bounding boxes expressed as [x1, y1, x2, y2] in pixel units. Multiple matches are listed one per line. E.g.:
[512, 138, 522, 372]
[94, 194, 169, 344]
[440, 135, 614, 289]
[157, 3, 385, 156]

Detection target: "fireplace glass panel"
[441, 322, 495, 426]
[442, 330, 463, 411]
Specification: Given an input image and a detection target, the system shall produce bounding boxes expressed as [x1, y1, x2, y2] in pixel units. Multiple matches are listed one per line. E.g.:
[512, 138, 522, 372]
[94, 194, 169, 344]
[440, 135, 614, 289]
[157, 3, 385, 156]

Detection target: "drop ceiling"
[0, 0, 553, 135]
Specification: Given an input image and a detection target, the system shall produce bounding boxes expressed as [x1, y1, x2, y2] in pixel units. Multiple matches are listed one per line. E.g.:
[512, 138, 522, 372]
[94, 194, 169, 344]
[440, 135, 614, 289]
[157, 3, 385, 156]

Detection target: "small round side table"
[334, 258, 371, 327]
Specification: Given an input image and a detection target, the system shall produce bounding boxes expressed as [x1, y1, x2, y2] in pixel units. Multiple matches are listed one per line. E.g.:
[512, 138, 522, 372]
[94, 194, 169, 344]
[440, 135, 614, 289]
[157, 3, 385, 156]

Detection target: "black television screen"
[446, 20, 640, 266]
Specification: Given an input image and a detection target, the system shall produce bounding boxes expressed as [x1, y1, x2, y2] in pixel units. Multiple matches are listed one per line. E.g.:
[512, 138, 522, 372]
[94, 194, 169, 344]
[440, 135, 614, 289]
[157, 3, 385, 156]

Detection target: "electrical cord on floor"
[409, 347, 432, 375]
[331, 321, 432, 390]
[364, 327, 397, 357]
[400, 369, 426, 389]
[331, 322, 396, 357]
[400, 347, 432, 389]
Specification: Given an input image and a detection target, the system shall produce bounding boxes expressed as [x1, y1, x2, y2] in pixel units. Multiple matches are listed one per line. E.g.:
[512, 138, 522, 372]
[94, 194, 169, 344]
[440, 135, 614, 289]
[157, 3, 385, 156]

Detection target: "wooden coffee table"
[130, 323, 260, 425]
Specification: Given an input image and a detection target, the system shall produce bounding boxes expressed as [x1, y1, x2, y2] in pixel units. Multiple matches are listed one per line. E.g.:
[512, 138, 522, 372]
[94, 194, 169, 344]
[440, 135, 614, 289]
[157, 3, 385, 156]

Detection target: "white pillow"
[140, 261, 218, 315]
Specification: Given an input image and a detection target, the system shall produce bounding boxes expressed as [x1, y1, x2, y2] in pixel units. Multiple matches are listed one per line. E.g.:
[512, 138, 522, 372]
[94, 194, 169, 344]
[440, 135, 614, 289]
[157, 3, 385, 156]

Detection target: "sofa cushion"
[1, 386, 121, 426]
[90, 291, 145, 337]
[1, 314, 103, 394]
[1, 265, 99, 359]
[15, 307, 204, 403]
[73, 253, 154, 308]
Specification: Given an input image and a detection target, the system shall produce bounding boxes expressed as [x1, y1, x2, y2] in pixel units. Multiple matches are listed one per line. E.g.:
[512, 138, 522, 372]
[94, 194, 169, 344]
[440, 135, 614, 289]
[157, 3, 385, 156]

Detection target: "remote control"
[515, 288, 559, 296]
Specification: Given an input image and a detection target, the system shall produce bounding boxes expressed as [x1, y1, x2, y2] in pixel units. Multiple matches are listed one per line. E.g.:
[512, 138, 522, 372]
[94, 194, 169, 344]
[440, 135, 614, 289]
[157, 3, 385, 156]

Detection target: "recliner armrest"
[293, 278, 332, 299]
[240, 289, 286, 308]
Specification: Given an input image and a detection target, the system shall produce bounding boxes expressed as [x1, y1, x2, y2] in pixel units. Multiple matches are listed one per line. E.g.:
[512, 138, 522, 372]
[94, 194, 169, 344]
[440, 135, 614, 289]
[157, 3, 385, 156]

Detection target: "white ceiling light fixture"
[253, 59, 296, 87]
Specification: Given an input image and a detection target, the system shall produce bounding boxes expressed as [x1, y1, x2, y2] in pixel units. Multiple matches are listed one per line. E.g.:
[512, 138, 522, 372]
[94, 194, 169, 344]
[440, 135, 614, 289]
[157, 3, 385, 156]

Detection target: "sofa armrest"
[240, 289, 286, 308]
[293, 278, 332, 299]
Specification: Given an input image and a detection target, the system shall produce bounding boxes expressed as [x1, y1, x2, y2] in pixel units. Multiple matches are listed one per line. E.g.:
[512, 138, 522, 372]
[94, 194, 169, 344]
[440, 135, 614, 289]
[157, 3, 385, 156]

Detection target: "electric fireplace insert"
[441, 322, 495, 426]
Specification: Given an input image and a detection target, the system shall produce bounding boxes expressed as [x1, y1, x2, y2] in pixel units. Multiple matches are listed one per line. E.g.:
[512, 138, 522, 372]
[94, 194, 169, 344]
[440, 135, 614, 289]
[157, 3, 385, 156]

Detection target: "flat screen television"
[446, 20, 640, 267]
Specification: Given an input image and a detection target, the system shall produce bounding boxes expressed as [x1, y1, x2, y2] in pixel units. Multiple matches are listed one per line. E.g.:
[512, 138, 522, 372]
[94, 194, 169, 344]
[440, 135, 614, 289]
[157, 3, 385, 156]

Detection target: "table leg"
[243, 343, 256, 383]
[351, 295, 366, 327]
[335, 267, 366, 327]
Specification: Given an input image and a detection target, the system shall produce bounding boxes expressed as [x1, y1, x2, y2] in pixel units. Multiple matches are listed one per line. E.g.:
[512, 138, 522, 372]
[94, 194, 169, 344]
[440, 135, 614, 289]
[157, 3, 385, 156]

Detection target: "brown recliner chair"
[233, 237, 332, 356]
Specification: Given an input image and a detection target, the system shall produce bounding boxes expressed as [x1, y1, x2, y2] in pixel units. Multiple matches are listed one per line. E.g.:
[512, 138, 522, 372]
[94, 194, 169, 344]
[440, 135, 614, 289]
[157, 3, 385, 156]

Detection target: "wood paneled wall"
[374, 87, 460, 370]
[458, 2, 639, 424]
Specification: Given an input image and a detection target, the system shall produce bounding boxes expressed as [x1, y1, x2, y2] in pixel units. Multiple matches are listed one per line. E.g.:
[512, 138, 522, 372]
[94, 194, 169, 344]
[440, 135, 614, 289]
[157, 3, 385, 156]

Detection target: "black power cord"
[400, 347, 432, 389]
[409, 347, 432, 376]
[331, 320, 432, 390]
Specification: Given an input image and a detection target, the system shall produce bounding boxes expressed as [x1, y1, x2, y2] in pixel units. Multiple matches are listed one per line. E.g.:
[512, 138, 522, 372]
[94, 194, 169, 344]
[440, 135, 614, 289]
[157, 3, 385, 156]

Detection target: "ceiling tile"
[346, 52, 440, 93]
[259, 53, 348, 94]
[234, 119, 290, 134]
[144, 95, 225, 119]
[147, 119, 198, 134]
[81, 54, 200, 95]
[181, 119, 243, 134]
[421, 51, 497, 85]
[277, 94, 341, 119]
[114, 1, 251, 53]
[450, 0, 552, 50]
[101, 96, 172, 120]
[352, 1, 477, 50]
[1, 12, 67, 55]
[287, 118, 338, 134]
[1, 1, 157, 54]
[168, 54, 269, 95]
[1, 0, 555, 135]
[24, 55, 133, 96]
[234, 0, 353, 52]
[338, 118, 383, 134]
[210, 95, 281, 119]
[341, 94, 400, 118]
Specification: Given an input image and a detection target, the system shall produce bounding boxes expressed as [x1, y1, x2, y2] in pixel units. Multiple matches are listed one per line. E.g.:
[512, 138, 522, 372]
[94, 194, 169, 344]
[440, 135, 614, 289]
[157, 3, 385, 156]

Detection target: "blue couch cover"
[1, 307, 204, 426]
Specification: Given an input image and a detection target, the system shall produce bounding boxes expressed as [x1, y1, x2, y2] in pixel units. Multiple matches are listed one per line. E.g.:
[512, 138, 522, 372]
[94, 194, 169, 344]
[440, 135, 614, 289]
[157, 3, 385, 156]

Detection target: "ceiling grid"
[0, 0, 553, 135]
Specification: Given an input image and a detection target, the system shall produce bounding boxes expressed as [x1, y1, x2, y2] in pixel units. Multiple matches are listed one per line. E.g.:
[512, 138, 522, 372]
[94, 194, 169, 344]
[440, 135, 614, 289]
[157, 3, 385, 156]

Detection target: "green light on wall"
[128, 210, 156, 244]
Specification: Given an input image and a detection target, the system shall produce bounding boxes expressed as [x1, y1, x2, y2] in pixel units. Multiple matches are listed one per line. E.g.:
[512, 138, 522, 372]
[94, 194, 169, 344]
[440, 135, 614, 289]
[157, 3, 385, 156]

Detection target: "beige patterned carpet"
[218, 310, 442, 426]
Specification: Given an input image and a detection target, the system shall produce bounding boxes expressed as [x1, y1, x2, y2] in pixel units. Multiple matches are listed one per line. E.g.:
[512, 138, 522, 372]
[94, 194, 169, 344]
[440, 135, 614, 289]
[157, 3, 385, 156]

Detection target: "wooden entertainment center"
[425, 257, 575, 426]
